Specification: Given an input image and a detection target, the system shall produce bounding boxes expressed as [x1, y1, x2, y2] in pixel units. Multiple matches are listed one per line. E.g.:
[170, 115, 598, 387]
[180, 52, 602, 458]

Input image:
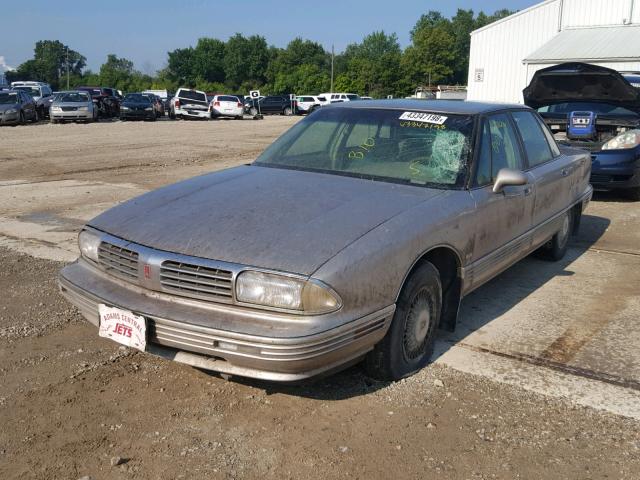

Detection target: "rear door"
[468, 113, 536, 290]
[510, 110, 575, 246]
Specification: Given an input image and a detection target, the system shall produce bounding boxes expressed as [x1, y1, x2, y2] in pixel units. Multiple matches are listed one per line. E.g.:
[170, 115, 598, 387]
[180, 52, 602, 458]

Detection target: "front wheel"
[366, 261, 441, 381]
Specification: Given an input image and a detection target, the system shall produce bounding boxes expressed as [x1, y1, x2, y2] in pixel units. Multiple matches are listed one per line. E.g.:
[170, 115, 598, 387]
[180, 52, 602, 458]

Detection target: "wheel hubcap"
[403, 290, 432, 360]
[559, 213, 570, 247]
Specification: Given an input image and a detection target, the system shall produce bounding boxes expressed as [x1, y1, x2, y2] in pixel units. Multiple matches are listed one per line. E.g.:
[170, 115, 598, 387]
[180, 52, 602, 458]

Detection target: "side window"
[511, 111, 553, 167]
[476, 114, 524, 186]
[534, 114, 561, 157]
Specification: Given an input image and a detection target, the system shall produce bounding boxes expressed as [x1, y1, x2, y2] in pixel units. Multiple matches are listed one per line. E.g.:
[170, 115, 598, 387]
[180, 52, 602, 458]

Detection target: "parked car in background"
[209, 95, 244, 119]
[11, 81, 53, 119]
[59, 100, 592, 383]
[244, 95, 296, 116]
[120, 93, 156, 121]
[77, 86, 120, 118]
[50, 91, 97, 123]
[296, 95, 323, 114]
[144, 90, 172, 112]
[0, 90, 38, 125]
[318, 92, 360, 103]
[141, 93, 165, 117]
[169, 88, 209, 120]
[525, 62, 640, 200]
[361, 96, 373, 100]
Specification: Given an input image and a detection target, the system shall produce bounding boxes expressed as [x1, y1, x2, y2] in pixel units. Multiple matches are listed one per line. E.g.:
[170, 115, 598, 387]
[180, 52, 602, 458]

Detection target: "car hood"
[89, 165, 443, 275]
[523, 62, 640, 112]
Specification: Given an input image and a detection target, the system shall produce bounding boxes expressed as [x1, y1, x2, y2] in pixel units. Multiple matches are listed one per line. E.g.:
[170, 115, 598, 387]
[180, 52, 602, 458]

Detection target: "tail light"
[237, 102, 243, 107]
[175, 99, 180, 107]
[214, 101, 220, 107]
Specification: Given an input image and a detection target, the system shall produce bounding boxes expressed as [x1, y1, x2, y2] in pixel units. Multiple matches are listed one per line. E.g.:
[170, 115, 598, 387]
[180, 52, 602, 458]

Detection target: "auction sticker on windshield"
[98, 304, 146, 351]
[398, 112, 448, 125]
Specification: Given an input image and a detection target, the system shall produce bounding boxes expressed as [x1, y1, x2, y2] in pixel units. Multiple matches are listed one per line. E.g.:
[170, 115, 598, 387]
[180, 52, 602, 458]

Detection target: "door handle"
[561, 168, 569, 177]
[524, 186, 533, 196]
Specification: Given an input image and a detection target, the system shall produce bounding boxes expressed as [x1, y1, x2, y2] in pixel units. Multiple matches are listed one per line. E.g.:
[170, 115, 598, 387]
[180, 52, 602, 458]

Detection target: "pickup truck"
[169, 88, 210, 120]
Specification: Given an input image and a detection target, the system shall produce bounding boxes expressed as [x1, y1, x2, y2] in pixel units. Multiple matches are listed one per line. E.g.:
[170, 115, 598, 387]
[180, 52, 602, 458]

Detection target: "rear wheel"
[249, 107, 258, 116]
[366, 261, 441, 381]
[19, 111, 25, 125]
[538, 210, 572, 261]
[283, 106, 293, 116]
[236, 115, 243, 120]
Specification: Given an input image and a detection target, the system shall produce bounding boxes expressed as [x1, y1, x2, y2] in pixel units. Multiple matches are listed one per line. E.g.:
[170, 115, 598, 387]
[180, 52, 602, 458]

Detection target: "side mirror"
[492, 168, 528, 194]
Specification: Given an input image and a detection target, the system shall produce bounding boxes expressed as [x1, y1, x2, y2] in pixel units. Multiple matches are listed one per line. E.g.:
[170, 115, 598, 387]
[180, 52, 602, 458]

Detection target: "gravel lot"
[0, 118, 639, 479]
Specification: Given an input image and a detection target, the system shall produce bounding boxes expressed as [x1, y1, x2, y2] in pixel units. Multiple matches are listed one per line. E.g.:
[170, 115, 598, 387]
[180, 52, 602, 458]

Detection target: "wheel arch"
[396, 245, 463, 332]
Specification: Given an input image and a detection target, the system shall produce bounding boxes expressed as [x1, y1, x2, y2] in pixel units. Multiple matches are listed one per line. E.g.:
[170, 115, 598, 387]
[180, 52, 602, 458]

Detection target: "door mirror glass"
[493, 168, 528, 193]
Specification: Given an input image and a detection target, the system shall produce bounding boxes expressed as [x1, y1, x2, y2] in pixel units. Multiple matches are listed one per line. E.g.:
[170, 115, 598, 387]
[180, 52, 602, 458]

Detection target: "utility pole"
[66, 46, 70, 90]
[330, 44, 334, 93]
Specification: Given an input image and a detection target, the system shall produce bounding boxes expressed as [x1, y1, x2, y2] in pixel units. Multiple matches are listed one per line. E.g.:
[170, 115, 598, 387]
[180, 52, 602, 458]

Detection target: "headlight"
[145, 107, 153, 111]
[5, 108, 17, 114]
[235, 271, 341, 314]
[602, 130, 640, 150]
[121, 106, 129, 111]
[51, 106, 61, 112]
[78, 106, 88, 111]
[78, 230, 101, 262]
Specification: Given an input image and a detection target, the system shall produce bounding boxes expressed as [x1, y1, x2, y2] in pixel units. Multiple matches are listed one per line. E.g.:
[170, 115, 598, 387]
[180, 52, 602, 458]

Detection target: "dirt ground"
[0, 118, 639, 479]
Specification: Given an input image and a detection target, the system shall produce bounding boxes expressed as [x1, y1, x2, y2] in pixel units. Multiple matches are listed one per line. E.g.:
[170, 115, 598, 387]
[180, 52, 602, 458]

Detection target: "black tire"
[51, 119, 58, 124]
[236, 115, 243, 120]
[32, 109, 39, 123]
[366, 261, 442, 381]
[624, 187, 640, 201]
[18, 111, 25, 125]
[538, 210, 572, 261]
[283, 106, 293, 116]
[249, 107, 258, 116]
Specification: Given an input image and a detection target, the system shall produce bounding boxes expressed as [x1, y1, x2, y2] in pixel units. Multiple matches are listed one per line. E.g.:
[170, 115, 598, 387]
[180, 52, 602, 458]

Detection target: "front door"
[467, 113, 536, 291]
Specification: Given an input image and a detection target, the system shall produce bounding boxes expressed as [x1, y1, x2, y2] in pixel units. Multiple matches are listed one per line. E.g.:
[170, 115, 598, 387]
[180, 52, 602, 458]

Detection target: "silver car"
[0, 90, 38, 125]
[59, 100, 592, 382]
[50, 91, 97, 123]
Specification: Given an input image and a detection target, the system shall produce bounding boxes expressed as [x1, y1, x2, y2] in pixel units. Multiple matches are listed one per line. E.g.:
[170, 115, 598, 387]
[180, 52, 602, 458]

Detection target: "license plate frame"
[98, 304, 147, 352]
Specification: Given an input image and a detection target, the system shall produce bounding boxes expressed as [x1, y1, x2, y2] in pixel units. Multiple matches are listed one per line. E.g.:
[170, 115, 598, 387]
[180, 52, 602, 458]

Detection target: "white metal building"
[467, 0, 640, 103]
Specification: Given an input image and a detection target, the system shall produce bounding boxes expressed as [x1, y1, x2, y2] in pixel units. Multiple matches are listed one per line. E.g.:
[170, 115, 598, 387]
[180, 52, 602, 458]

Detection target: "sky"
[1, 0, 538, 73]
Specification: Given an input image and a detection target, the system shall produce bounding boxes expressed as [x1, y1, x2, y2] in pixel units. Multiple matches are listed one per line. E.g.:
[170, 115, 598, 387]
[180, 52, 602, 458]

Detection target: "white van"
[318, 92, 360, 103]
[11, 81, 53, 101]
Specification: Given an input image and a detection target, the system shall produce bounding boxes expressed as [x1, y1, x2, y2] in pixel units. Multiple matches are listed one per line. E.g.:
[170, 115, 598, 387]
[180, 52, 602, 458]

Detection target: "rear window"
[178, 89, 207, 102]
[217, 96, 239, 102]
[13, 86, 41, 96]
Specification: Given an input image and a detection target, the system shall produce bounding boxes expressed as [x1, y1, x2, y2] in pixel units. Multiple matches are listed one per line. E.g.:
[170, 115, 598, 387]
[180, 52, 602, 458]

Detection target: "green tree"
[401, 22, 456, 88]
[6, 40, 85, 89]
[339, 31, 402, 97]
[224, 34, 269, 89]
[192, 38, 226, 83]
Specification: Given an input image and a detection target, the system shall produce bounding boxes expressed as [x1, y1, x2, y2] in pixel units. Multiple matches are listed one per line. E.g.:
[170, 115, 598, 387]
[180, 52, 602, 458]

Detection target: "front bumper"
[58, 261, 393, 382]
[590, 148, 640, 190]
[120, 110, 155, 120]
[0, 112, 19, 124]
[51, 110, 93, 120]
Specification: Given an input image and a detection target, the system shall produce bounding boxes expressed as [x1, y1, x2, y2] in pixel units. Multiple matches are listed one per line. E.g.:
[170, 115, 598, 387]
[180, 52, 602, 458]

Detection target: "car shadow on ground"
[207, 213, 611, 400]
[591, 190, 637, 204]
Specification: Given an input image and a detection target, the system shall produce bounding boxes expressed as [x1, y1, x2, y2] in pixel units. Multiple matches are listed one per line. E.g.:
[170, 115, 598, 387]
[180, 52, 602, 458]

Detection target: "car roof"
[328, 99, 528, 115]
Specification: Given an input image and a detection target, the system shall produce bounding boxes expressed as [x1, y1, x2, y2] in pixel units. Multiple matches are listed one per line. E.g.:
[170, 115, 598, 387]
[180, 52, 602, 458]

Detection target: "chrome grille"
[98, 242, 139, 280]
[160, 260, 233, 303]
